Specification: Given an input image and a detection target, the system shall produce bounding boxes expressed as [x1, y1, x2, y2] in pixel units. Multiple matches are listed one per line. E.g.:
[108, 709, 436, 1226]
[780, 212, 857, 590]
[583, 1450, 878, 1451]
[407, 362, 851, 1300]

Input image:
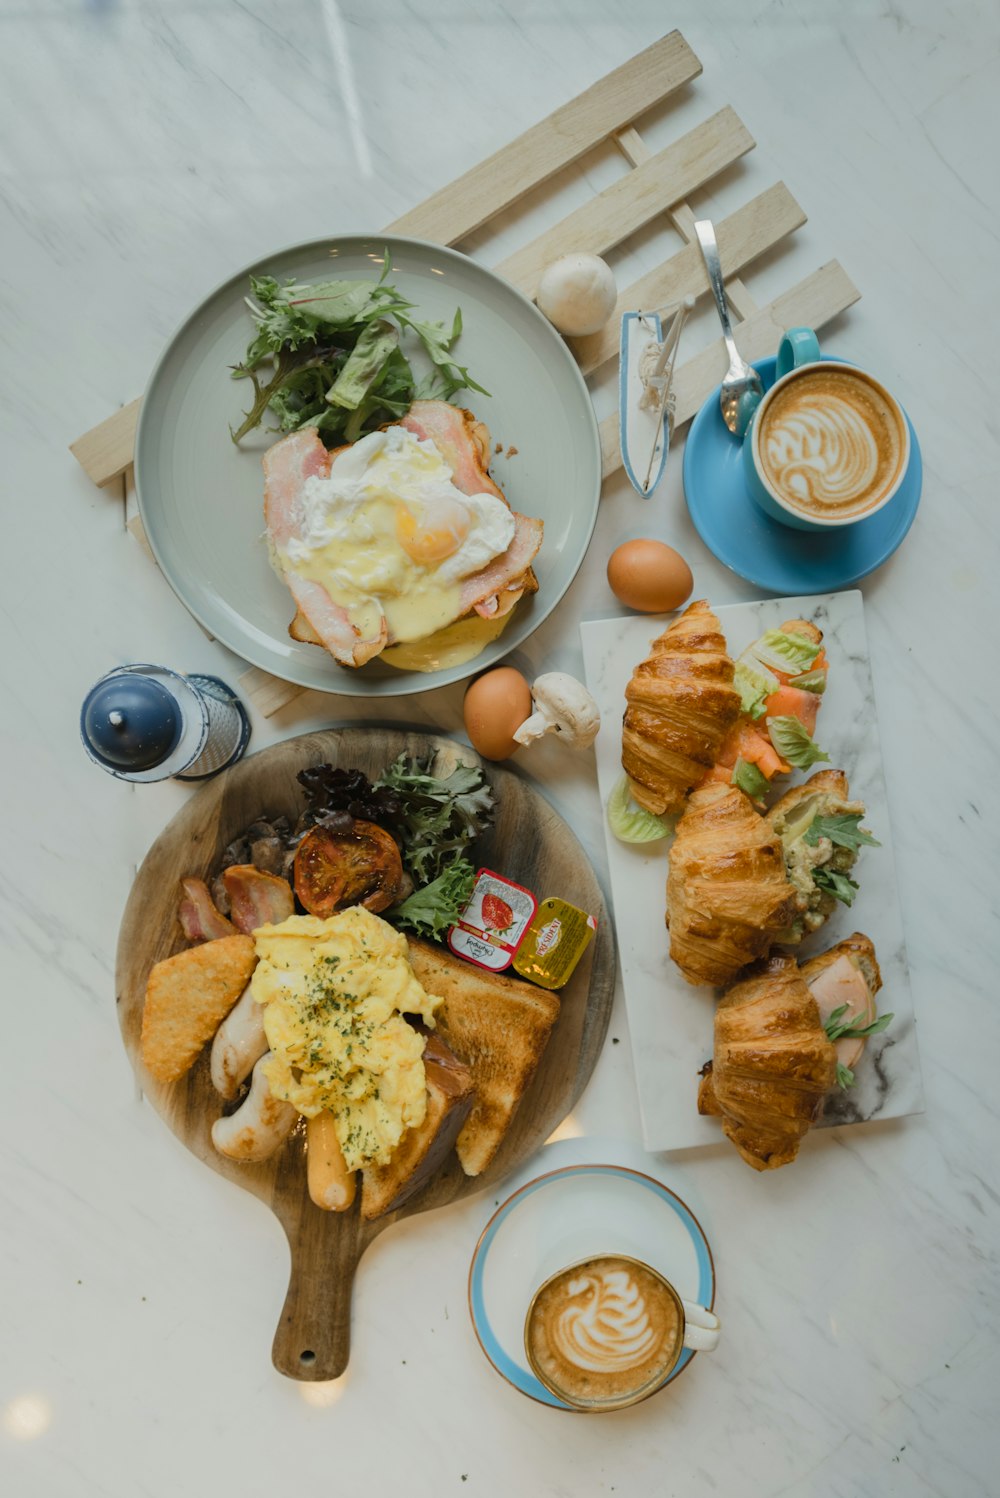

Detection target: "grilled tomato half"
[293, 821, 403, 917]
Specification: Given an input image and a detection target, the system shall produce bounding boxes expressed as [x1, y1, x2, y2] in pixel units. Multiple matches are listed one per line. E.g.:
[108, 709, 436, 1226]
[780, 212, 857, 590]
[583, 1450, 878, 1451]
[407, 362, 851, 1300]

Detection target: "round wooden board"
[116, 729, 616, 1381]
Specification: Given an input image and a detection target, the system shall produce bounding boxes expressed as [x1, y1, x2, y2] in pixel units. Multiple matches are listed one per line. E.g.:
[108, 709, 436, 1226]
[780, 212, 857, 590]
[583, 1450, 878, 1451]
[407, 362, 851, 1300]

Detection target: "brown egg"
[463, 667, 533, 760]
[607, 540, 693, 614]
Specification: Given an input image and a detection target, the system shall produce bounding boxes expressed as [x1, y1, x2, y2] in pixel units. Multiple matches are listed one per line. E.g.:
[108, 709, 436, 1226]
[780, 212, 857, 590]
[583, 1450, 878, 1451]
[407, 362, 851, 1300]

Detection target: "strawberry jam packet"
[447, 868, 538, 972]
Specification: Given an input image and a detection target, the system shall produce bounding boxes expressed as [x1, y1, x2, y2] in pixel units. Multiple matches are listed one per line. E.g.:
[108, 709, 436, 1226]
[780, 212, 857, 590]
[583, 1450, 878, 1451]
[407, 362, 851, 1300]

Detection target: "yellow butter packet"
[512, 898, 597, 990]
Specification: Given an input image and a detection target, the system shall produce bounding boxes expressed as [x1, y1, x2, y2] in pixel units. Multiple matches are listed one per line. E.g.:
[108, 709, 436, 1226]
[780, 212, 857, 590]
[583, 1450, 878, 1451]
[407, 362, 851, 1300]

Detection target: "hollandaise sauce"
[382, 608, 514, 672]
[251, 909, 441, 1172]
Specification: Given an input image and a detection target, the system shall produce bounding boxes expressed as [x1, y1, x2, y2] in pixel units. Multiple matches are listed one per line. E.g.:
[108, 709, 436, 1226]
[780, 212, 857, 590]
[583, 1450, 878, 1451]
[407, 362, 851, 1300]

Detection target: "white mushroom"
[211, 1052, 297, 1162]
[536, 253, 617, 337]
[512, 672, 601, 748]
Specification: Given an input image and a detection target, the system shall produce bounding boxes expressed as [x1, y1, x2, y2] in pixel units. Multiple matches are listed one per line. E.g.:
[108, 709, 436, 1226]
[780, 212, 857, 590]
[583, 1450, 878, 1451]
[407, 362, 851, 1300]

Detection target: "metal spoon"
[694, 219, 764, 436]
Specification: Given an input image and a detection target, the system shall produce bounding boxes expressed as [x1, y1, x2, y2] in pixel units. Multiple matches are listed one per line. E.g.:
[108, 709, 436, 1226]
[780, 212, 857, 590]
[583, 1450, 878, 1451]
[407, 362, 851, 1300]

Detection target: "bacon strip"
[178, 878, 237, 943]
[400, 402, 505, 499]
[263, 429, 387, 666]
[222, 865, 295, 935]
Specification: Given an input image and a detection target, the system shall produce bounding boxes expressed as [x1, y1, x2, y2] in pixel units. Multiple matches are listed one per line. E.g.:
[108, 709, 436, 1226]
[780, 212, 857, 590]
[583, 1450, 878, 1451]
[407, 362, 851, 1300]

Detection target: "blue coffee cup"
[741, 328, 910, 532]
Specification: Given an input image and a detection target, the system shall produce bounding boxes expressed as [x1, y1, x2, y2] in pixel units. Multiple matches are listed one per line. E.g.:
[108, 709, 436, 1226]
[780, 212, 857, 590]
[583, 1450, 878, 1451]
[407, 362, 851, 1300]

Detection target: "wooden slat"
[70, 397, 141, 488]
[237, 666, 306, 719]
[495, 108, 754, 301]
[386, 31, 701, 246]
[571, 182, 805, 376]
[598, 260, 862, 478]
[614, 123, 760, 319]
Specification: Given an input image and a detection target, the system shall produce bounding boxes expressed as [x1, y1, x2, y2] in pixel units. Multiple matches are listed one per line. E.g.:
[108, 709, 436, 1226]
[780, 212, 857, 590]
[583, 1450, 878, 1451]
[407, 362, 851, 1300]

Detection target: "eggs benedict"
[263, 401, 543, 668]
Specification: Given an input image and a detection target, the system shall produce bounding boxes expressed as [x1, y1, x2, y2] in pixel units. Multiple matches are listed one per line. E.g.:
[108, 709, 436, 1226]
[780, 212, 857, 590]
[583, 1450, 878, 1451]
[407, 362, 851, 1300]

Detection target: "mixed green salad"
[230, 254, 488, 447]
[297, 754, 495, 940]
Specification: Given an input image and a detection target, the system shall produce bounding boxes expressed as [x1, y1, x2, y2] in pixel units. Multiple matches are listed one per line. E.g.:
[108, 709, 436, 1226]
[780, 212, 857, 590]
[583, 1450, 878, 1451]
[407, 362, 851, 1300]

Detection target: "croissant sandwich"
[698, 934, 883, 1169]
[622, 600, 741, 816]
[666, 766, 880, 986]
[666, 782, 797, 986]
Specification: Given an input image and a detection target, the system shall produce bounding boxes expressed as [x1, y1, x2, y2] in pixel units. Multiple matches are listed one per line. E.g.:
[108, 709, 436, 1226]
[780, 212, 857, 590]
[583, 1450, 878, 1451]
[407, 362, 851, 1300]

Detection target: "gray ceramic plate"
[134, 236, 602, 696]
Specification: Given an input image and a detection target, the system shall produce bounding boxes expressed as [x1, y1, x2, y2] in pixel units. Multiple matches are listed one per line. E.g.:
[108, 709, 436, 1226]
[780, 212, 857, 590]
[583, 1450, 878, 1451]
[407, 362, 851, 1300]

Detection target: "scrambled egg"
[251, 908, 441, 1171]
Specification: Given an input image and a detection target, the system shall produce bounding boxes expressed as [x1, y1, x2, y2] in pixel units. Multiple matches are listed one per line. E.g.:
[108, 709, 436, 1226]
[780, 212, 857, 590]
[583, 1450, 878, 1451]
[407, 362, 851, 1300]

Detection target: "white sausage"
[211, 1053, 297, 1162]
[210, 984, 268, 1099]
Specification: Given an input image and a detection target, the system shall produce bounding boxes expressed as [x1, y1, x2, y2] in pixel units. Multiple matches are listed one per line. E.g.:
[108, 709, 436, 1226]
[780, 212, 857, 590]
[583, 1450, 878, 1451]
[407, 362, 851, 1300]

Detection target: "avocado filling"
[772, 792, 870, 941]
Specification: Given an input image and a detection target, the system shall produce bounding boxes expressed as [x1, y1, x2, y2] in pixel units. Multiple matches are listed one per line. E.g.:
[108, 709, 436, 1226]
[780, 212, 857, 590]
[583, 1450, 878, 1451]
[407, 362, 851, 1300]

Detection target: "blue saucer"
[683, 356, 922, 594]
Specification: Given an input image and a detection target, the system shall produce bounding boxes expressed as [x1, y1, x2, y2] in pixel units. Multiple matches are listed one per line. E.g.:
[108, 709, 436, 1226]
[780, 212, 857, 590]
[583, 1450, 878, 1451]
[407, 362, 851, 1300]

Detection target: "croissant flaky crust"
[622, 599, 741, 816]
[697, 955, 838, 1171]
[667, 782, 798, 986]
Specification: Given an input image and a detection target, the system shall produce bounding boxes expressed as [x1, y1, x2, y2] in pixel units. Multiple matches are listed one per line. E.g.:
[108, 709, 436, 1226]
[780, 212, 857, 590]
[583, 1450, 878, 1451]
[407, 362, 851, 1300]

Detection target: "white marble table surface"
[3, 2, 998, 1494]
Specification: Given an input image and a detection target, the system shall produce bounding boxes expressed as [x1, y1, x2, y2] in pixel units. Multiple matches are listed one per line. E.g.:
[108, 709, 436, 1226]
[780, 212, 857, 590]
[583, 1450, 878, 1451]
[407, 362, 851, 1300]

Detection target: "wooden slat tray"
[72, 30, 860, 716]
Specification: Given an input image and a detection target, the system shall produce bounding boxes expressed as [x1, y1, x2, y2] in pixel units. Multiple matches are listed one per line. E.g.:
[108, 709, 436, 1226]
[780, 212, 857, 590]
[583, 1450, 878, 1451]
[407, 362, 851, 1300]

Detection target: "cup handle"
[681, 1301, 720, 1353]
[776, 326, 821, 379]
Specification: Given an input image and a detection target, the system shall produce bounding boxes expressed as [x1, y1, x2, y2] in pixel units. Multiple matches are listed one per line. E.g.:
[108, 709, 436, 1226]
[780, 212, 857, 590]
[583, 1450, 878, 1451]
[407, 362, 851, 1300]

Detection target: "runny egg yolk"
[395, 498, 471, 563]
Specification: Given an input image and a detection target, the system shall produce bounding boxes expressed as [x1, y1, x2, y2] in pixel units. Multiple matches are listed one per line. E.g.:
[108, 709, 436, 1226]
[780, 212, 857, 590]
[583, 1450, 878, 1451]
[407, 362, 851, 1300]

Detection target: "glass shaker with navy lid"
[81, 664, 250, 782]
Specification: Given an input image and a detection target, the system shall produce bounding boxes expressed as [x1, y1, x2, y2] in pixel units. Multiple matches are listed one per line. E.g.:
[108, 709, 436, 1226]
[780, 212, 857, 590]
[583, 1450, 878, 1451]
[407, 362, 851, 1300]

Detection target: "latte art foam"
[550, 1267, 660, 1374]
[526, 1256, 684, 1408]
[758, 366, 906, 520]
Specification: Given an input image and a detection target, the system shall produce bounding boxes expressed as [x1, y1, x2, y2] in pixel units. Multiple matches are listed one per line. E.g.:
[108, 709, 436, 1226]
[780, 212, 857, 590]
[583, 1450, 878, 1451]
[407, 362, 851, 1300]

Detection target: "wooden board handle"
[270, 1192, 371, 1382]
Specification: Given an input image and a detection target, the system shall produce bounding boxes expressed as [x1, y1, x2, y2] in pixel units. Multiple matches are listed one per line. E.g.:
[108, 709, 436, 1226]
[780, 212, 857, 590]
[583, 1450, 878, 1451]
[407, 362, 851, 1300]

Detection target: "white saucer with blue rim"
[468, 1140, 715, 1410]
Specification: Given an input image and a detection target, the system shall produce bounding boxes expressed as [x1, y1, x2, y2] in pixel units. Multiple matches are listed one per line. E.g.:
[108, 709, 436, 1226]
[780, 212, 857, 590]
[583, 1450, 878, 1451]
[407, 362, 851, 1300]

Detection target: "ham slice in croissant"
[622, 599, 741, 816]
[667, 782, 797, 986]
[697, 954, 838, 1170]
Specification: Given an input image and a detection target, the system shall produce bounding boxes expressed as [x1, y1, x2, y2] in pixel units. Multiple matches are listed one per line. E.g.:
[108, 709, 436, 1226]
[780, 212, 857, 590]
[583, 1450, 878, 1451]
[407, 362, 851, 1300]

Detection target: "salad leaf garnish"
[231, 253, 488, 447]
[606, 775, 673, 844]
[813, 867, 859, 906]
[392, 859, 476, 940]
[733, 660, 772, 720]
[804, 814, 880, 852]
[836, 1061, 856, 1090]
[793, 668, 828, 695]
[752, 629, 822, 674]
[731, 757, 770, 802]
[766, 715, 831, 770]
[324, 319, 400, 410]
[375, 755, 495, 886]
[825, 1003, 895, 1044]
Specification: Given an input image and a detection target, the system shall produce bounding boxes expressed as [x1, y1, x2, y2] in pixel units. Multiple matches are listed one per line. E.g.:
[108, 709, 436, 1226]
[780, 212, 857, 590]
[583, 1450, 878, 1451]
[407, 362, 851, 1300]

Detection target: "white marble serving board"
[581, 590, 924, 1153]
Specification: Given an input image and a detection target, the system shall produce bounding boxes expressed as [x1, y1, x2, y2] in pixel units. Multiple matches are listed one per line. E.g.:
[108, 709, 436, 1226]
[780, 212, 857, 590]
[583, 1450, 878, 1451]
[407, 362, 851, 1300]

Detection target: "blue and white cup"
[742, 328, 910, 532]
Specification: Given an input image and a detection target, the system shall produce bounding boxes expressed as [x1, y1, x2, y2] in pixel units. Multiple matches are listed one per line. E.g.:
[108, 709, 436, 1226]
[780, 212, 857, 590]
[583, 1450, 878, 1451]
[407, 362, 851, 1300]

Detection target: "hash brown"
[140, 935, 257, 1084]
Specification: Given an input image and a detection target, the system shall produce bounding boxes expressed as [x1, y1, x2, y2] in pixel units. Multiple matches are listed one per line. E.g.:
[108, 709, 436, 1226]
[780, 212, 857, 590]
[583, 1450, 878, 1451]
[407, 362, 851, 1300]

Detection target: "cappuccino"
[756, 365, 907, 522]
[525, 1255, 684, 1409]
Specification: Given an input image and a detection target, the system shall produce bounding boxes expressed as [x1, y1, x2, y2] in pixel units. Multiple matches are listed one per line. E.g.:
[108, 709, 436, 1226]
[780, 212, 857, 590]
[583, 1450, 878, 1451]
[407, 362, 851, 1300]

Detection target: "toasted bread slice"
[361, 1034, 474, 1219]
[405, 938, 560, 1176]
[141, 935, 257, 1084]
